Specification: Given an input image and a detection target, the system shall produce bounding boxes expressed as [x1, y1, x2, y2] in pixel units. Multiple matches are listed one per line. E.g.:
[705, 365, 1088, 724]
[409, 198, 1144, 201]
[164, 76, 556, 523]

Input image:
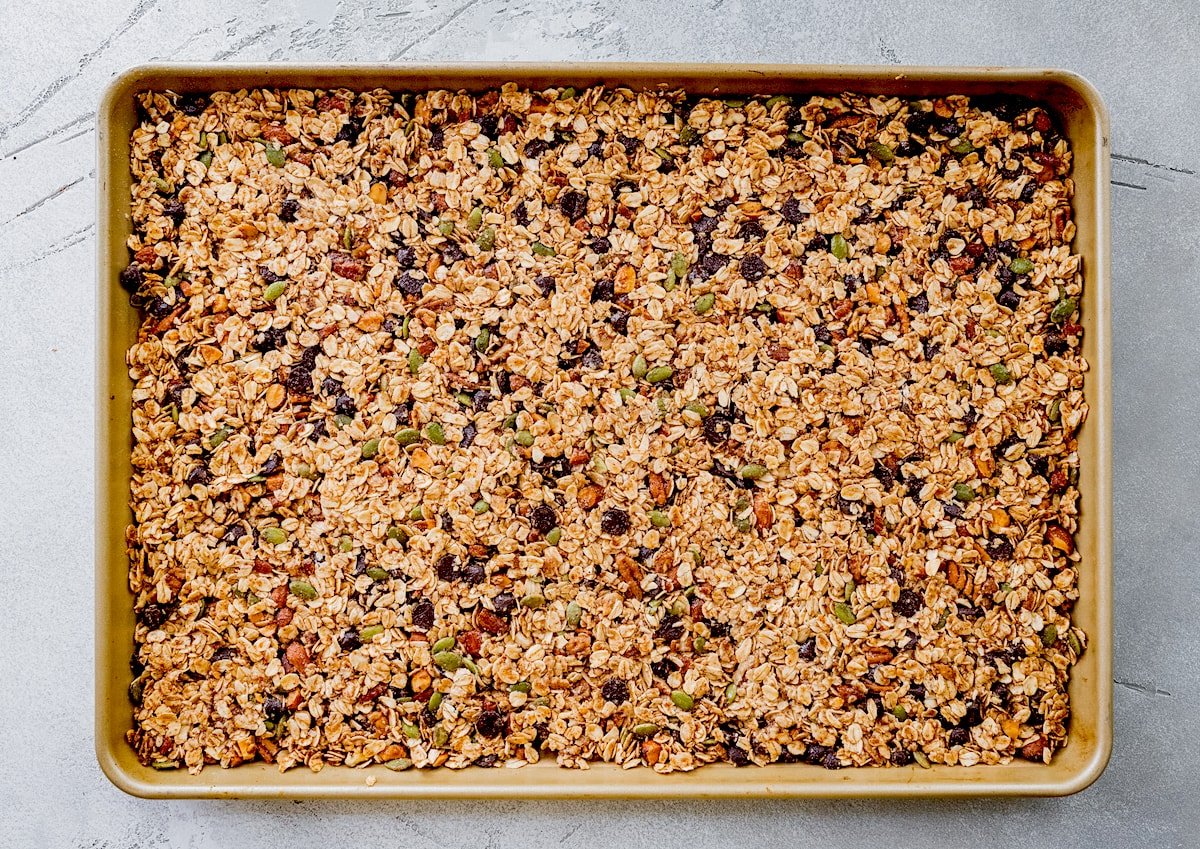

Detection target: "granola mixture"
[123, 85, 1087, 774]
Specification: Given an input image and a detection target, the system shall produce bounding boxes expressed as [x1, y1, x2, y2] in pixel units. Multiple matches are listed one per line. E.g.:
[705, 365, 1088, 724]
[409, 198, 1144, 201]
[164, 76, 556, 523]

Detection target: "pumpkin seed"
[1009, 257, 1035, 275]
[631, 354, 648, 379]
[692, 636, 707, 652]
[683, 401, 708, 417]
[1050, 296, 1077, 324]
[619, 387, 636, 403]
[693, 292, 715, 314]
[474, 327, 490, 353]
[510, 681, 532, 694]
[514, 429, 534, 447]
[264, 144, 286, 167]
[366, 567, 390, 582]
[462, 657, 480, 675]
[432, 725, 449, 747]
[408, 348, 423, 374]
[433, 651, 462, 671]
[361, 438, 380, 459]
[787, 130, 808, 144]
[764, 94, 792, 109]
[398, 315, 411, 339]
[473, 499, 490, 515]
[262, 527, 287, 545]
[739, 464, 767, 481]
[396, 428, 420, 447]
[342, 224, 353, 249]
[339, 536, 353, 552]
[830, 234, 849, 260]
[456, 391, 473, 407]
[671, 690, 695, 711]
[953, 483, 976, 502]
[408, 505, 424, 521]
[559, 86, 576, 100]
[893, 705, 908, 721]
[150, 759, 178, 770]
[520, 593, 545, 609]
[466, 206, 483, 232]
[209, 426, 232, 448]
[295, 462, 314, 479]
[424, 422, 446, 445]
[386, 525, 409, 544]
[289, 579, 317, 600]
[476, 225, 496, 251]
[545, 527, 562, 545]
[437, 219, 455, 236]
[646, 366, 673, 383]
[531, 241, 556, 257]
[197, 150, 213, 168]
[334, 413, 353, 429]
[1041, 624, 1058, 647]
[566, 601, 582, 628]
[912, 751, 931, 768]
[679, 125, 698, 144]
[725, 682, 737, 701]
[833, 602, 856, 625]
[948, 137, 975, 155]
[152, 176, 174, 194]
[869, 141, 895, 164]
[1067, 630, 1083, 656]
[649, 509, 671, 528]
[946, 431, 965, 444]
[1048, 399, 1062, 423]
[670, 251, 688, 280]
[401, 721, 421, 739]
[432, 636, 456, 653]
[990, 362, 1013, 384]
[360, 624, 384, 641]
[844, 580, 855, 602]
[632, 723, 659, 736]
[385, 757, 414, 771]
[487, 148, 504, 169]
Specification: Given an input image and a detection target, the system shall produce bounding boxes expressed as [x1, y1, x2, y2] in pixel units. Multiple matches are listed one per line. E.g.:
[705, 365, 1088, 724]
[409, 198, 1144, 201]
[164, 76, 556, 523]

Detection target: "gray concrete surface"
[2, 1, 1198, 846]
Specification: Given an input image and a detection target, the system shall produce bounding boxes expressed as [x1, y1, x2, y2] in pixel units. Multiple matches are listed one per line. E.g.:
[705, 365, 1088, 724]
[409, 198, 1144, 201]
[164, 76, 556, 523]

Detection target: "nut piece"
[1045, 524, 1074, 555]
[577, 484, 604, 511]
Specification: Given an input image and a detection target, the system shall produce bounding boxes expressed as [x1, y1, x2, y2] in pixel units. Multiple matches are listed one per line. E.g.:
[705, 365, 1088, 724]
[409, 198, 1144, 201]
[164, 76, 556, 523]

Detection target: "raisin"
[695, 251, 728, 279]
[601, 678, 629, 704]
[476, 710, 508, 739]
[138, 602, 172, 629]
[397, 272, 425, 296]
[278, 198, 300, 222]
[590, 278, 614, 302]
[119, 263, 144, 293]
[394, 244, 416, 270]
[650, 658, 677, 679]
[529, 503, 558, 535]
[460, 422, 477, 448]
[264, 695, 285, 722]
[177, 93, 208, 116]
[559, 189, 588, 221]
[986, 538, 1015, 560]
[891, 748, 913, 766]
[491, 592, 517, 616]
[654, 615, 684, 642]
[162, 200, 186, 226]
[797, 637, 816, 660]
[252, 328, 288, 352]
[591, 236, 611, 254]
[739, 220, 766, 240]
[410, 598, 435, 631]
[333, 393, 356, 416]
[740, 254, 767, 281]
[948, 727, 970, 747]
[436, 554, 459, 582]
[780, 197, 805, 223]
[460, 561, 486, 585]
[600, 508, 630, 535]
[997, 288, 1021, 310]
[893, 588, 923, 618]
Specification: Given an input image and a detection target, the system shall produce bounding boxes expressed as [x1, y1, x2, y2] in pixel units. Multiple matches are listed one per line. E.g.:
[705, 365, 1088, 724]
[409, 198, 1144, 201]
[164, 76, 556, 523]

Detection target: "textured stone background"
[2, 1, 1198, 846]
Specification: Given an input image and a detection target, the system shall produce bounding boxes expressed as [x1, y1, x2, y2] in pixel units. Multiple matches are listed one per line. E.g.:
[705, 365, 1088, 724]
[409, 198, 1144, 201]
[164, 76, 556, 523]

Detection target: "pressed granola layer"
[123, 85, 1086, 774]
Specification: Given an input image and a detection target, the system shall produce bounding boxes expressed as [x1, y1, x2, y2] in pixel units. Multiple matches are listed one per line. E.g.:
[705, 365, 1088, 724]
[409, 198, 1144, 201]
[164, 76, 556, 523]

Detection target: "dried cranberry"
[600, 508, 630, 535]
[601, 678, 629, 704]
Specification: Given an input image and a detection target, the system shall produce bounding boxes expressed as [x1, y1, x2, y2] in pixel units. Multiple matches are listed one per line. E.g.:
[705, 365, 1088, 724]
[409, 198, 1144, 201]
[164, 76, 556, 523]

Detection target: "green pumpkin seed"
[407, 349, 423, 375]
[830, 234, 849, 260]
[632, 723, 659, 737]
[387, 525, 409, 544]
[893, 705, 908, 721]
[520, 593, 545, 609]
[334, 413, 353, 429]
[152, 176, 174, 194]
[1009, 257, 1035, 275]
[264, 144, 286, 167]
[197, 150, 213, 168]
[787, 130, 808, 144]
[545, 527, 562, 545]
[559, 86, 576, 100]
[474, 327, 490, 353]
[654, 146, 673, 161]
[649, 509, 671, 528]
[209, 426, 232, 448]
[339, 536, 353, 552]
[466, 207, 483, 232]
[1067, 630, 1083, 656]
[396, 428, 420, 447]
[912, 751, 931, 769]
[953, 483, 976, 502]
[398, 315, 411, 339]
[664, 268, 678, 291]
[946, 431, 965, 444]
[683, 401, 708, 418]
[1048, 399, 1062, 423]
[424, 422, 446, 445]
[725, 682, 737, 701]
[473, 499, 490, 515]
[433, 651, 462, 671]
[618, 387, 636, 403]
[566, 601, 582, 628]
[1050, 296, 1077, 324]
[262, 527, 287, 545]
[385, 757, 414, 771]
[289, 580, 317, 600]
[129, 677, 146, 705]
[401, 720, 421, 738]
[679, 125, 698, 145]
[150, 759, 178, 770]
[408, 505, 424, 521]
[361, 438, 380, 459]
[670, 251, 689, 280]
[487, 148, 504, 169]
[455, 391, 473, 407]
[764, 94, 791, 109]
[437, 219, 455, 236]
[869, 141, 895, 164]
[531, 241, 556, 257]
[432, 725, 449, 747]
[502, 412, 519, 430]
[476, 225, 496, 251]
[631, 354, 648, 379]
[833, 602, 856, 625]
[510, 681, 532, 694]
[844, 580, 855, 602]
[295, 462, 314, 479]
[360, 624, 384, 642]
[432, 636, 456, 653]
[692, 636, 707, 652]
[948, 137, 975, 155]
[671, 690, 695, 711]
[342, 224, 353, 249]
[739, 464, 767, 481]
[733, 515, 752, 532]
[990, 362, 1013, 384]
[1041, 624, 1058, 647]
[646, 366, 673, 383]
[513, 429, 533, 448]
[366, 567, 390, 582]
